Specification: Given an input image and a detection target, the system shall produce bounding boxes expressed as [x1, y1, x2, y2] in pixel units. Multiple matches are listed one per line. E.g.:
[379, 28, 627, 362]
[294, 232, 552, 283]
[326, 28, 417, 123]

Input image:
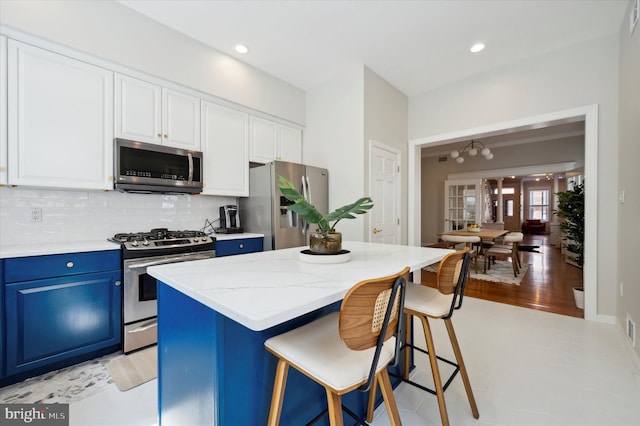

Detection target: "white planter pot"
[573, 287, 584, 309]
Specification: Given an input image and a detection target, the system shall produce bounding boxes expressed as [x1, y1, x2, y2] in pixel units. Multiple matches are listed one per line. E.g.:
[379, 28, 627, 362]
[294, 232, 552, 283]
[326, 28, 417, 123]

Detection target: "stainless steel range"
[110, 228, 215, 353]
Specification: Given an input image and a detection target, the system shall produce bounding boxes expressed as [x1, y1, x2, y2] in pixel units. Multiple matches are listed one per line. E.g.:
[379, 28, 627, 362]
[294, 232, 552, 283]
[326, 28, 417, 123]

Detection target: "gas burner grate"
[110, 229, 207, 244]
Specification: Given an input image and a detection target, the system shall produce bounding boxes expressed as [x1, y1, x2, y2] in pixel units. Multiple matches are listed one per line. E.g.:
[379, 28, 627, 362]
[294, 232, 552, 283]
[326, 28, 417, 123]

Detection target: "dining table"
[439, 228, 509, 240]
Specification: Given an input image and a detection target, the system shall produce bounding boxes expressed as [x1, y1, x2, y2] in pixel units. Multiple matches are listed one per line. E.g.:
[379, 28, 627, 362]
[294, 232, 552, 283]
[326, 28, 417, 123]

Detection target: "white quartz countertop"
[0, 240, 121, 259]
[148, 241, 452, 331]
[213, 233, 264, 241]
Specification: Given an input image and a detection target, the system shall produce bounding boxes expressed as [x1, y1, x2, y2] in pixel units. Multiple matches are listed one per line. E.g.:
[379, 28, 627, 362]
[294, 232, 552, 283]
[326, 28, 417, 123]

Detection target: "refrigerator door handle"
[305, 176, 312, 205]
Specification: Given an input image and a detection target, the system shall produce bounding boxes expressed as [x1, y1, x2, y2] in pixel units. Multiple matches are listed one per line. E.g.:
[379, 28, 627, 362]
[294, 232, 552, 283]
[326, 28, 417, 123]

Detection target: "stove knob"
[131, 241, 138, 247]
[143, 240, 150, 246]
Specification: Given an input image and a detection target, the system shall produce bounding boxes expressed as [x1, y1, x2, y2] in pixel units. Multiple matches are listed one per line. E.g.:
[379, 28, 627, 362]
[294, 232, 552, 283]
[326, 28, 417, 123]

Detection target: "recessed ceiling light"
[234, 44, 249, 54]
[470, 43, 485, 53]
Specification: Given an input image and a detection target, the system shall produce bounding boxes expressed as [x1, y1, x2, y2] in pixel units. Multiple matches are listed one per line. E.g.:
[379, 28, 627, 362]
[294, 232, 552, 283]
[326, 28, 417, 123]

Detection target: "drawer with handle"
[4, 250, 120, 283]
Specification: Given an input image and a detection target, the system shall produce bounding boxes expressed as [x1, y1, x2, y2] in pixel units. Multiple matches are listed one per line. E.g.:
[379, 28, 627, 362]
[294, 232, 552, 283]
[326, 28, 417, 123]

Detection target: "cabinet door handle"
[239, 244, 244, 249]
[114, 280, 121, 286]
[66, 261, 74, 268]
[372, 228, 382, 234]
[157, 133, 162, 138]
[163, 134, 168, 138]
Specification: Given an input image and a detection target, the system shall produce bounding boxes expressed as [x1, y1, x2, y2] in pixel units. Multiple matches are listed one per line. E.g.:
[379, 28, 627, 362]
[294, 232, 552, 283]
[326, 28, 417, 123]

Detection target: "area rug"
[106, 346, 157, 391]
[0, 352, 118, 404]
[424, 260, 528, 285]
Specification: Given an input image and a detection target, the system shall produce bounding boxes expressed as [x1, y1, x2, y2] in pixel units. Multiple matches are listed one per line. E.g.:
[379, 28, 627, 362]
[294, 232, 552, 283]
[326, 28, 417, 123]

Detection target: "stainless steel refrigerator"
[239, 161, 328, 251]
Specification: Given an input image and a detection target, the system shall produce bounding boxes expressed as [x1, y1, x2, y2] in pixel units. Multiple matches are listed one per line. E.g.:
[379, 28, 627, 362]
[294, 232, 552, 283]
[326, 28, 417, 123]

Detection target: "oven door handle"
[127, 319, 157, 334]
[126, 253, 214, 270]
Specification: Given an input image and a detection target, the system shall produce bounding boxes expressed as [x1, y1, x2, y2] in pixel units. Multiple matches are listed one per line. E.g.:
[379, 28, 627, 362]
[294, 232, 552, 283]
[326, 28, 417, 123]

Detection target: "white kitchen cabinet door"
[162, 88, 201, 150]
[114, 73, 162, 144]
[277, 125, 302, 163]
[0, 35, 7, 185]
[249, 116, 277, 163]
[8, 40, 113, 190]
[201, 101, 249, 196]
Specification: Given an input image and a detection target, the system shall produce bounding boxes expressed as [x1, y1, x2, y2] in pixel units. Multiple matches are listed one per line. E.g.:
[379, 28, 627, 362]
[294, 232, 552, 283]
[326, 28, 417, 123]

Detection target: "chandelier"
[450, 140, 493, 164]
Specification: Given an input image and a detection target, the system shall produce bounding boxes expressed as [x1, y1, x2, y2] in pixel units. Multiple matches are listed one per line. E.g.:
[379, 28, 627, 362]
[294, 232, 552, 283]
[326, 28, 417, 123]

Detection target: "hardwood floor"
[422, 234, 584, 318]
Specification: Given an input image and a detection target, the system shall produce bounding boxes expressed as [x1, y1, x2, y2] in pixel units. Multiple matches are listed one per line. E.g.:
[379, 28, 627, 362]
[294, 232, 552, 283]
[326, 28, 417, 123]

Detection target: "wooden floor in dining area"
[422, 233, 584, 318]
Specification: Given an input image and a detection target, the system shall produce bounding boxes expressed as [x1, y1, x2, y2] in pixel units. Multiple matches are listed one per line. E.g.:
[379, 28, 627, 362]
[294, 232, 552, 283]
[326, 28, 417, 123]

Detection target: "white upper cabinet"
[0, 35, 7, 185]
[7, 40, 113, 190]
[249, 116, 277, 163]
[249, 116, 302, 164]
[201, 101, 249, 197]
[114, 74, 161, 144]
[162, 88, 201, 150]
[115, 74, 201, 150]
[278, 125, 302, 163]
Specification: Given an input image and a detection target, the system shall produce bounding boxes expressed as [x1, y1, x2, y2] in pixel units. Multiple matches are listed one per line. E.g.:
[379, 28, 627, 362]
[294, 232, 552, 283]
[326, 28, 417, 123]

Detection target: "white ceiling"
[117, 0, 628, 96]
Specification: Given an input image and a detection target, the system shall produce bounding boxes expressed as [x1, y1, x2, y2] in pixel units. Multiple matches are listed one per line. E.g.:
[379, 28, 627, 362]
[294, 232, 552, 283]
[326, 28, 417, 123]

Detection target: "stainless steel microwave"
[114, 138, 203, 194]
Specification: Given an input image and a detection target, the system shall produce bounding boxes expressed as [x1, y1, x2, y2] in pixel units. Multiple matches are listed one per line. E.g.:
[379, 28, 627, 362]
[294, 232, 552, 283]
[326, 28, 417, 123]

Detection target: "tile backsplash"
[0, 187, 236, 246]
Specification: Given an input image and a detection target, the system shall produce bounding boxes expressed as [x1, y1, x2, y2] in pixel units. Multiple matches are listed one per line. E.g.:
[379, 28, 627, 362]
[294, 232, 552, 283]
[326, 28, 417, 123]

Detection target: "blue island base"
[158, 282, 408, 425]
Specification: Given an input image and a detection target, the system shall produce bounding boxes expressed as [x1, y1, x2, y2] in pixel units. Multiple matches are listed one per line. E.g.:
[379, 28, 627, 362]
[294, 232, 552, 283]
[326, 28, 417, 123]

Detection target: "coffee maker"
[216, 205, 243, 234]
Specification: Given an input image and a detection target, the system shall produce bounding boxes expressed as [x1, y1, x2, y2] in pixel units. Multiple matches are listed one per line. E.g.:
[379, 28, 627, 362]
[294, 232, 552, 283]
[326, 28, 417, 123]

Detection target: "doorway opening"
[408, 105, 597, 320]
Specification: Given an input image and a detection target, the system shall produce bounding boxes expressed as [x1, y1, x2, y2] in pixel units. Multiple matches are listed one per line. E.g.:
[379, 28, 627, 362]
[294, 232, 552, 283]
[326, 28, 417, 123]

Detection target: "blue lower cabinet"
[216, 237, 263, 257]
[4, 270, 121, 376]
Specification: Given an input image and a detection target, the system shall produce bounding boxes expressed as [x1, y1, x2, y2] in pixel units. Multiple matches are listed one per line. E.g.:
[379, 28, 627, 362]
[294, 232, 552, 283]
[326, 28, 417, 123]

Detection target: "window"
[529, 189, 549, 220]
[491, 187, 515, 195]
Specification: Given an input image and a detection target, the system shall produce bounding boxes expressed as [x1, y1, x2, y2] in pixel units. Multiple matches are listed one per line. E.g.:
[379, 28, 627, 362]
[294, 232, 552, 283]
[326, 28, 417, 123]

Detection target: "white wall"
[0, 0, 305, 124]
[409, 34, 620, 317]
[617, 0, 640, 361]
[0, 187, 235, 245]
[304, 66, 365, 241]
[363, 67, 409, 243]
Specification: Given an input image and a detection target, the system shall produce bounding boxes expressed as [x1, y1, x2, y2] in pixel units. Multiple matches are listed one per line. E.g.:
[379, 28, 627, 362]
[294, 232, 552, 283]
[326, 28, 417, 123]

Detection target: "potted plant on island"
[554, 182, 584, 308]
[278, 176, 374, 254]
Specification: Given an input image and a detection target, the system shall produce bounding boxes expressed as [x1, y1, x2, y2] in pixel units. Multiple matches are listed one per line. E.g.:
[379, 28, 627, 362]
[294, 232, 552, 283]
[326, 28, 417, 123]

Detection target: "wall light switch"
[620, 189, 626, 204]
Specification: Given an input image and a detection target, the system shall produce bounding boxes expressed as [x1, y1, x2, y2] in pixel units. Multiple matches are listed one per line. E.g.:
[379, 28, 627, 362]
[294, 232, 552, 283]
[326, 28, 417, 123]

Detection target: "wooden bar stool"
[265, 267, 409, 426]
[372, 248, 479, 426]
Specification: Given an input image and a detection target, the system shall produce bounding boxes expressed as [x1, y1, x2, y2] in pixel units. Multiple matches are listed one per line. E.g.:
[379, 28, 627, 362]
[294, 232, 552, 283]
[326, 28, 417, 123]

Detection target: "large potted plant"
[554, 182, 584, 308]
[278, 176, 374, 254]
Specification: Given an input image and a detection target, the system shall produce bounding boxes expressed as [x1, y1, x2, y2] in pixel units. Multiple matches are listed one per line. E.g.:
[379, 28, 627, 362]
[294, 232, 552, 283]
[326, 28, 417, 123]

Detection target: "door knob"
[372, 228, 382, 234]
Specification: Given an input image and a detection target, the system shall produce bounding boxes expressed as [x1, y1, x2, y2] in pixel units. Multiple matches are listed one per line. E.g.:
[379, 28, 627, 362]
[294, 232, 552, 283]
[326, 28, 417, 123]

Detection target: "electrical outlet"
[620, 281, 624, 297]
[31, 208, 42, 222]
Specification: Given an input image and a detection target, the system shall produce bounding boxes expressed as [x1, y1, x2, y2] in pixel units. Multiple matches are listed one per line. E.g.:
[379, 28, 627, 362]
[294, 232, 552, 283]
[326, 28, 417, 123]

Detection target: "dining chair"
[264, 267, 409, 426]
[371, 248, 479, 426]
[440, 234, 481, 274]
[484, 232, 523, 277]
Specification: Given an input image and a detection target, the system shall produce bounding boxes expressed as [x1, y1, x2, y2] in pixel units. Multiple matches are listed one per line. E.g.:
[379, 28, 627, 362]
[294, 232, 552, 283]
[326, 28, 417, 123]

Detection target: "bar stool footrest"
[391, 342, 461, 395]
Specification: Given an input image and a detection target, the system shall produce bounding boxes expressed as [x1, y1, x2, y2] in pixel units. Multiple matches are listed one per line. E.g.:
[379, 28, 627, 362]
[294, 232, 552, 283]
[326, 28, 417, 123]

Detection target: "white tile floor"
[66, 297, 640, 426]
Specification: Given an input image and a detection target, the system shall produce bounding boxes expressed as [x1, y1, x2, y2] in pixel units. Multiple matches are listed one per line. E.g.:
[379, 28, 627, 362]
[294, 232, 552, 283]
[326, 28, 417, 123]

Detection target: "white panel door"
[0, 35, 7, 185]
[443, 179, 483, 231]
[201, 101, 249, 197]
[162, 88, 201, 150]
[277, 125, 302, 163]
[249, 116, 277, 163]
[114, 74, 161, 144]
[369, 142, 400, 244]
[8, 40, 113, 190]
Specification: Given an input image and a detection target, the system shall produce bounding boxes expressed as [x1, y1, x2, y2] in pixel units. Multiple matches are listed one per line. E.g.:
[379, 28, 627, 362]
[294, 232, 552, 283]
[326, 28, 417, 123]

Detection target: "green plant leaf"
[278, 176, 330, 231]
[277, 176, 374, 233]
[324, 197, 374, 230]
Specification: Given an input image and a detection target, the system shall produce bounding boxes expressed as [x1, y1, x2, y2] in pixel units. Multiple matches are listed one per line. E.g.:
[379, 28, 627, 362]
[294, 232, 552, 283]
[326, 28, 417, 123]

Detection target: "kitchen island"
[148, 241, 451, 425]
